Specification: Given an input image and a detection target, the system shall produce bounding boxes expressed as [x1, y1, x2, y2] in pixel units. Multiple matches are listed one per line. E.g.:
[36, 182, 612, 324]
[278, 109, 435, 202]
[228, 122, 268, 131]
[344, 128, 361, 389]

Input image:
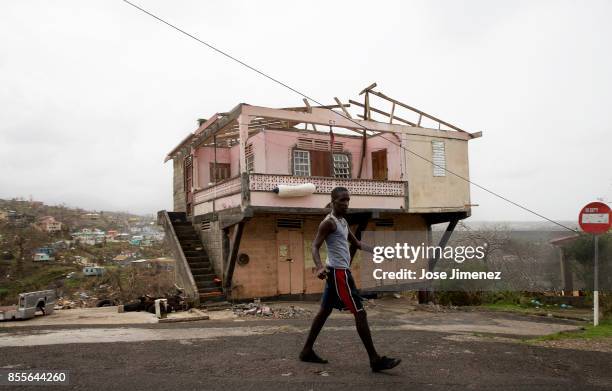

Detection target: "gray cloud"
[1, 0, 610, 220]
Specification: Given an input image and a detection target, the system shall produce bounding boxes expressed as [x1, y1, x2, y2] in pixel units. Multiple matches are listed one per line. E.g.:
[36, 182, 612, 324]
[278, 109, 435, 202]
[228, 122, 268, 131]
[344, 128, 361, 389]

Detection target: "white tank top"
[324, 213, 351, 269]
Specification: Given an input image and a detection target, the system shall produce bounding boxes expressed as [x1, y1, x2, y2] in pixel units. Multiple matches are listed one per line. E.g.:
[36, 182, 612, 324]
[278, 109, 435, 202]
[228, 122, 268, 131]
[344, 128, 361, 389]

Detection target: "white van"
[0, 290, 56, 321]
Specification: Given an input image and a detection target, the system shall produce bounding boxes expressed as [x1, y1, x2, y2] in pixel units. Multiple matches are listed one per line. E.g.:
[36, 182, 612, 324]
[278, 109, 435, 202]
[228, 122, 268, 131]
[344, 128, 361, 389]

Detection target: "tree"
[565, 233, 612, 318]
[14, 234, 25, 276]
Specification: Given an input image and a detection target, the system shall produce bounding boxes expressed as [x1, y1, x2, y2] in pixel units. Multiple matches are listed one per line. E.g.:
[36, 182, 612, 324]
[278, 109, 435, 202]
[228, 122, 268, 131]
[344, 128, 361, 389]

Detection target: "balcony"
[193, 174, 407, 216]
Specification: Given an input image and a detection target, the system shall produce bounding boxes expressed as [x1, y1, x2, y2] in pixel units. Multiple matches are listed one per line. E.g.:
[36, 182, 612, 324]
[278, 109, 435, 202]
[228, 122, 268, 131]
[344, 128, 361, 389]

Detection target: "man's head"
[330, 186, 350, 216]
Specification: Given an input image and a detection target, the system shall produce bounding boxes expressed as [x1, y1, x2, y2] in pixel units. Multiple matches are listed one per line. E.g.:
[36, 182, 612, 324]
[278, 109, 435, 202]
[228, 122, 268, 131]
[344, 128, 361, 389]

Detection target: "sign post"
[578, 201, 611, 327]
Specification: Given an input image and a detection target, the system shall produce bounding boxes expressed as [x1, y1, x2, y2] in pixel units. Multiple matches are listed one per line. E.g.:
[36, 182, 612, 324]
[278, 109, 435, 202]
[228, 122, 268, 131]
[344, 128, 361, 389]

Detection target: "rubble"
[121, 287, 191, 314]
[232, 302, 313, 319]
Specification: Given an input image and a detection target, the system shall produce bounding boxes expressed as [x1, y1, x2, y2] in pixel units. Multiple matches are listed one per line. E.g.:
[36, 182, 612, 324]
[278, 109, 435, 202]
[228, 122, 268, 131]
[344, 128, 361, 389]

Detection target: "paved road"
[0, 314, 610, 390]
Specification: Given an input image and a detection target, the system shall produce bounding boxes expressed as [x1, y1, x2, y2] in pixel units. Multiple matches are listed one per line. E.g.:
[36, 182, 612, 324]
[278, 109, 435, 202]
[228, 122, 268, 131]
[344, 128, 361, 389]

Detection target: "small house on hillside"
[35, 247, 55, 256]
[83, 266, 105, 276]
[33, 253, 53, 262]
[37, 216, 62, 233]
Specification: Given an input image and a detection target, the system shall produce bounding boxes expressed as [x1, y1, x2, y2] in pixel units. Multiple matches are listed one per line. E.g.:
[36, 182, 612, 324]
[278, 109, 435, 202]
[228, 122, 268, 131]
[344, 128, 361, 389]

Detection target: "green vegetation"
[0, 264, 78, 304]
[482, 302, 536, 313]
[530, 320, 612, 341]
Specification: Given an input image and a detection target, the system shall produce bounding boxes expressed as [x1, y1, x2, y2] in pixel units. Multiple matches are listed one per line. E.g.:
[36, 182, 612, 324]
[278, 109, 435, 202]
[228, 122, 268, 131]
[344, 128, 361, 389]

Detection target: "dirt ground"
[1, 297, 610, 390]
[0, 297, 583, 337]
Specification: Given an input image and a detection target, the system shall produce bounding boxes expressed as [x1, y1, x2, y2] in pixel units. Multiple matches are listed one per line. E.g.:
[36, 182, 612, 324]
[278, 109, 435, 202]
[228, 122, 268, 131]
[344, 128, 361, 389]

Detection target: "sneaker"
[299, 350, 328, 364]
[370, 356, 402, 372]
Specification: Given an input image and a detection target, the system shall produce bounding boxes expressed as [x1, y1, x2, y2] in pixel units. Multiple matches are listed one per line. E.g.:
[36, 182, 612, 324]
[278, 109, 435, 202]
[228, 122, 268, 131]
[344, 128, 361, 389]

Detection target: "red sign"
[579, 202, 611, 234]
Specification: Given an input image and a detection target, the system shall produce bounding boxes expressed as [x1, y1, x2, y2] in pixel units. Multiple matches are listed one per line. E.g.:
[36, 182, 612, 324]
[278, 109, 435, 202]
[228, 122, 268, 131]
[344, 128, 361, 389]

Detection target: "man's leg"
[300, 305, 332, 363]
[354, 310, 402, 371]
[354, 310, 379, 362]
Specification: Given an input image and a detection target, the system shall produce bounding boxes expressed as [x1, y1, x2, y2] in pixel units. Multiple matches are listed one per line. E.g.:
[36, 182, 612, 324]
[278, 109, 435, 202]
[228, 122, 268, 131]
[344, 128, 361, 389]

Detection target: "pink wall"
[230, 144, 240, 177]
[195, 129, 403, 182]
[250, 133, 267, 173]
[250, 192, 405, 210]
[258, 129, 398, 179]
[259, 130, 295, 175]
[364, 134, 402, 180]
[195, 146, 230, 187]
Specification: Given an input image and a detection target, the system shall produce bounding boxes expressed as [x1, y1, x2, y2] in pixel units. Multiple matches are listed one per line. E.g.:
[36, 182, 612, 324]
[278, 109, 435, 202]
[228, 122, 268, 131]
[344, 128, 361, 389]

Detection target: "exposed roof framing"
[164, 84, 482, 162]
[356, 82, 471, 133]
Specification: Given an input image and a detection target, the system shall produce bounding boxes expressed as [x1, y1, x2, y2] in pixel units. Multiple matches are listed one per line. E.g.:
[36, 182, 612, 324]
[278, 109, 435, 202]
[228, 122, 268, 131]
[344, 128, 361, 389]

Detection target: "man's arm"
[312, 219, 334, 279]
[348, 229, 374, 253]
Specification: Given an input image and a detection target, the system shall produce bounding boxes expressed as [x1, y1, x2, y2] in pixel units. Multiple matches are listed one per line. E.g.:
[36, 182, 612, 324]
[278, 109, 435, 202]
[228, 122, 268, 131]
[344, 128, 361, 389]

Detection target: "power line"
[121, 0, 578, 233]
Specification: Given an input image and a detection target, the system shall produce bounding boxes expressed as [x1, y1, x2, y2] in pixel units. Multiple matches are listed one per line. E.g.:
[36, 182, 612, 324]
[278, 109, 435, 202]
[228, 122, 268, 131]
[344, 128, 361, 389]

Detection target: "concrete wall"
[173, 158, 186, 213]
[158, 211, 199, 302]
[231, 216, 279, 299]
[198, 220, 225, 278]
[402, 134, 471, 212]
[225, 213, 428, 300]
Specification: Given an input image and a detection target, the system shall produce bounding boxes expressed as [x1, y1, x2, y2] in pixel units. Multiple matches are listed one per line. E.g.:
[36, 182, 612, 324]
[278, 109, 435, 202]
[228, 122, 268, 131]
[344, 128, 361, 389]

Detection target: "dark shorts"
[321, 268, 364, 314]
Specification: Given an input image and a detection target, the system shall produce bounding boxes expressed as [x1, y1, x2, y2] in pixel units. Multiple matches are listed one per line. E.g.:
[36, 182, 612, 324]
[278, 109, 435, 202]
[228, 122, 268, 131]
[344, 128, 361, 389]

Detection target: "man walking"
[299, 187, 401, 372]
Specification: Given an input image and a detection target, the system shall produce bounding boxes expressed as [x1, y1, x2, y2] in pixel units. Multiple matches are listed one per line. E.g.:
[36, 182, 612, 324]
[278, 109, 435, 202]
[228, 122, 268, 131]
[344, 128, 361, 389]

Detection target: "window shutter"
[310, 150, 332, 177]
[432, 141, 446, 177]
[297, 137, 342, 152]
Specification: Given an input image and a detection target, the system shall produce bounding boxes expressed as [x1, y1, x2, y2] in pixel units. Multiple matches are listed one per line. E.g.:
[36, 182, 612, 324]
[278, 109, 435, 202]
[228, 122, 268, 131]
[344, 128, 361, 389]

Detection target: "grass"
[483, 303, 534, 313]
[481, 303, 555, 316]
[0, 265, 78, 304]
[531, 320, 612, 342]
[481, 303, 592, 319]
[484, 302, 612, 342]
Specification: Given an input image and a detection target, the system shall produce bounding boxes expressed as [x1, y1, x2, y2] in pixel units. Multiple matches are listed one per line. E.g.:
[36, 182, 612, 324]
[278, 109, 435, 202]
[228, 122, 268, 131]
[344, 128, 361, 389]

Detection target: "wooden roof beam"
[241, 105, 478, 140]
[280, 103, 350, 111]
[349, 100, 417, 127]
[334, 97, 353, 119]
[359, 82, 377, 95]
[367, 89, 468, 133]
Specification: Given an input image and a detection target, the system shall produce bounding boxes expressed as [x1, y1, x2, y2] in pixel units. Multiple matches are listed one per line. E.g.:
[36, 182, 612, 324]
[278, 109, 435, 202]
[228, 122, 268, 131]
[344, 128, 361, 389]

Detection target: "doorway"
[276, 228, 304, 295]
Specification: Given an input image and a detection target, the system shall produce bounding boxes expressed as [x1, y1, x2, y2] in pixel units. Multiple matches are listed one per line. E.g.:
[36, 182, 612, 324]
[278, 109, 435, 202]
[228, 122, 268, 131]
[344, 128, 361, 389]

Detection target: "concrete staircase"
[168, 216, 225, 304]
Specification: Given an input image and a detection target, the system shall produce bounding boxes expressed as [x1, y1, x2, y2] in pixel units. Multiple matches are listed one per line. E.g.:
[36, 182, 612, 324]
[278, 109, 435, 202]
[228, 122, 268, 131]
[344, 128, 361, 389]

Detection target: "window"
[210, 163, 231, 182]
[333, 154, 350, 178]
[245, 143, 254, 173]
[183, 155, 193, 193]
[184, 155, 193, 215]
[431, 141, 446, 177]
[293, 150, 311, 176]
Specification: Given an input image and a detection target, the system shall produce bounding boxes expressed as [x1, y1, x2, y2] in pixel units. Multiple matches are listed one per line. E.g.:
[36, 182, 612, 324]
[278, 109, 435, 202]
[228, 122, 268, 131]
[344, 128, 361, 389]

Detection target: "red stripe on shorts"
[335, 269, 357, 314]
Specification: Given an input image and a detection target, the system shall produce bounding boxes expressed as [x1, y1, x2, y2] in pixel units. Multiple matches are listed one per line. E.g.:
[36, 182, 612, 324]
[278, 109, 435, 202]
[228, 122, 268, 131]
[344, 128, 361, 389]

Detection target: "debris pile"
[121, 287, 190, 314]
[275, 305, 312, 319]
[414, 303, 457, 313]
[55, 292, 100, 309]
[233, 302, 312, 319]
[233, 302, 273, 317]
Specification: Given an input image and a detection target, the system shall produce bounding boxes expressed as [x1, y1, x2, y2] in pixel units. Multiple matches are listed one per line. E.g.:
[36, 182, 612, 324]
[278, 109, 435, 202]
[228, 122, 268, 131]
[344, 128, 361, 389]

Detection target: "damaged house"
[158, 84, 481, 305]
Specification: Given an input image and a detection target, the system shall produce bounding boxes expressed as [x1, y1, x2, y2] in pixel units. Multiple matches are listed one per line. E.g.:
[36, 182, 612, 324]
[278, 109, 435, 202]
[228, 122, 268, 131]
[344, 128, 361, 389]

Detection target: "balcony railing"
[193, 176, 242, 205]
[248, 174, 405, 196]
[192, 173, 407, 214]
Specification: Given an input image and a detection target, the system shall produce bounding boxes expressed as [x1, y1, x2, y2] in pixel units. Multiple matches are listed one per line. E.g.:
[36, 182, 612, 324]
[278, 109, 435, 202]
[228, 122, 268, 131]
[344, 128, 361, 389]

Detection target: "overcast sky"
[1, 0, 610, 222]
